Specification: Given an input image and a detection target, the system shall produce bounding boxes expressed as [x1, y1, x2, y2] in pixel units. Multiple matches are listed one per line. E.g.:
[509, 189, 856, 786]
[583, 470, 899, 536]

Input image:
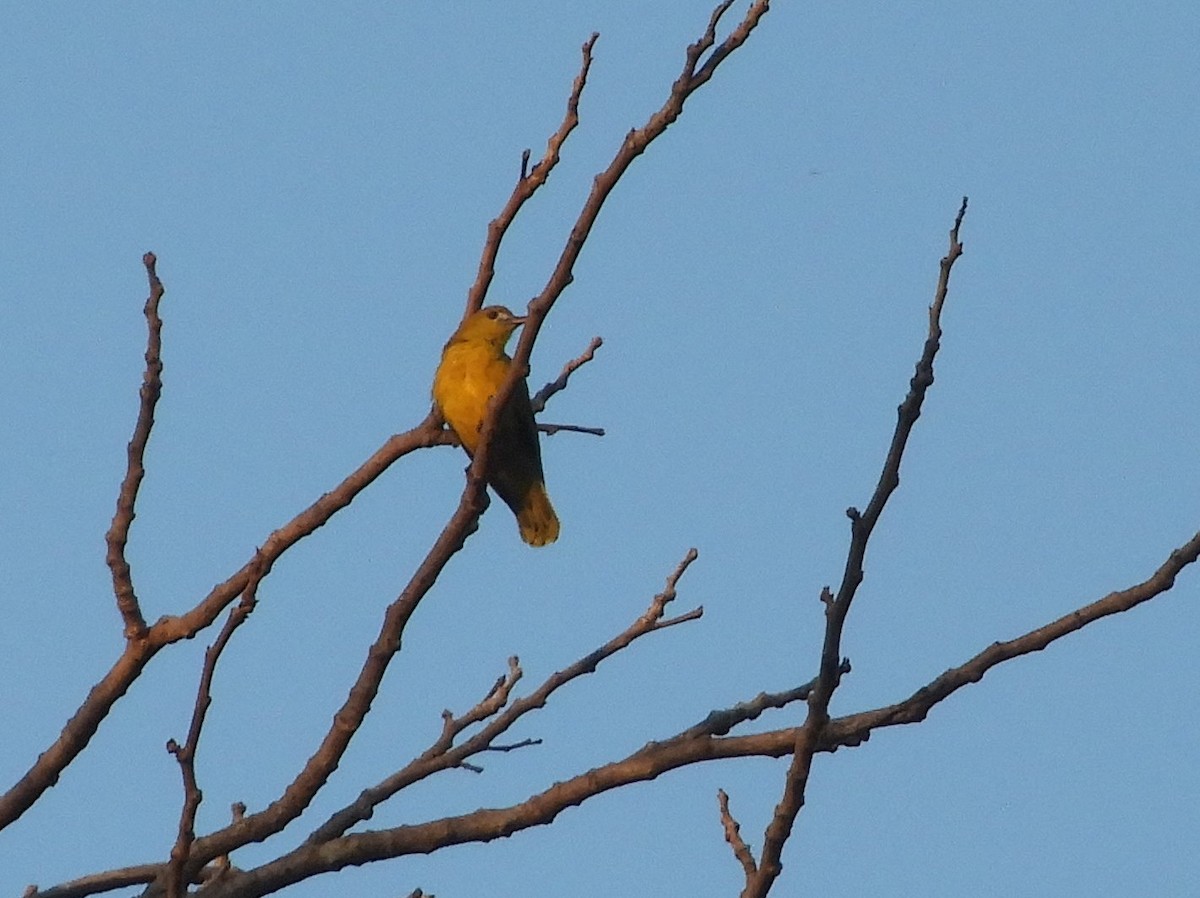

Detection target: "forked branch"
[739, 198, 970, 898]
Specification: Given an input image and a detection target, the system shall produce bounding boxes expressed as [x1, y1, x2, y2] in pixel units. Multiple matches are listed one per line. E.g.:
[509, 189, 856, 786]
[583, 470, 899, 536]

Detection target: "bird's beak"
[511, 315, 529, 326]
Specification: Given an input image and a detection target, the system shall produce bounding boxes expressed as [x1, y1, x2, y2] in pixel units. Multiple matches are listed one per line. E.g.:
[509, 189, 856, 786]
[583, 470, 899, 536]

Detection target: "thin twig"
[36, 526, 1200, 897]
[466, 34, 599, 316]
[105, 252, 164, 641]
[718, 789, 757, 878]
[0, 410, 447, 832]
[163, 555, 267, 898]
[537, 422, 606, 437]
[742, 197, 969, 898]
[302, 548, 704, 845]
[530, 336, 603, 412]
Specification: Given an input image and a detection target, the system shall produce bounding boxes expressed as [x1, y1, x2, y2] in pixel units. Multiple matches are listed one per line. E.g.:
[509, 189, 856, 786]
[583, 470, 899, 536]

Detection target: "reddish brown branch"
[825, 527, 1200, 746]
[185, 524, 1198, 898]
[104, 252, 163, 641]
[510, 0, 771, 359]
[530, 336, 603, 413]
[718, 789, 757, 879]
[465, 34, 599, 316]
[163, 556, 267, 898]
[742, 197, 969, 898]
[303, 548, 703, 845]
[0, 413, 447, 832]
[35, 520, 1200, 898]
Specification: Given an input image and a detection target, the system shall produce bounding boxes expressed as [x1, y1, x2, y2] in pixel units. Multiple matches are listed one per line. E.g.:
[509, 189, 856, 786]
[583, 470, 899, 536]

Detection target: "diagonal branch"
[0, 408, 448, 832]
[824, 526, 1200, 747]
[530, 336, 603, 413]
[105, 252, 163, 641]
[303, 549, 702, 845]
[466, 34, 599, 316]
[718, 789, 757, 879]
[741, 197, 970, 898]
[163, 555, 268, 898]
[508, 0, 772, 364]
[31, 523, 1199, 898]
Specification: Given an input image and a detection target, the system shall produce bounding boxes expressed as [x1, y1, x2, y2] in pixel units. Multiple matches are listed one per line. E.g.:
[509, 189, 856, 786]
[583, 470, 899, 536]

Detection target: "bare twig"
[303, 548, 703, 846]
[718, 789, 757, 878]
[742, 197, 969, 898]
[163, 556, 267, 898]
[465, 34, 599, 316]
[537, 422, 606, 437]
[105, 252, 163, 641]
[481, 738, 543, 753]
[0, 410, 447, 832]
[38, 518, 1200, 898]
[530, 336, 603, 412]
[825, 527, 1200, 747]
[437, 656, 524, 751]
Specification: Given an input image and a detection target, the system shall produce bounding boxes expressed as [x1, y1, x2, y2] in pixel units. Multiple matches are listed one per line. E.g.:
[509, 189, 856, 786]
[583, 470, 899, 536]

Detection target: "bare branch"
[508, 0, 772, 368]
[303, 548, 703, 846]
[23, 861, 221, 898]
[105, 252, 163, 641]
[481, 738, 543, 754]
[718, 789, 757, 879]
[743, 197, 969, 898]
[537, 422, 606, 437]
[163, 557, 267, 898]
[530, 336, 603, 413]
[42, 519, 1200, 898]
[0, 410, 447, 831]
[189, 521, 1197, 898]
[466, 34, 599, 316]
[825, 526, 1200, 746]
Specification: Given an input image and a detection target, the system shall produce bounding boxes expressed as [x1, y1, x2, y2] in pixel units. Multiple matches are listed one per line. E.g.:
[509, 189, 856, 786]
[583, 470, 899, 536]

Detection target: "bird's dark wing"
[487, 376, 546, 516]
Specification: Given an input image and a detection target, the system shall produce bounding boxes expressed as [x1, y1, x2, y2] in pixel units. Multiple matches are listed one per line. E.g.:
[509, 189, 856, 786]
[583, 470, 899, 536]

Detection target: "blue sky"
[3, 2, 1198, 896]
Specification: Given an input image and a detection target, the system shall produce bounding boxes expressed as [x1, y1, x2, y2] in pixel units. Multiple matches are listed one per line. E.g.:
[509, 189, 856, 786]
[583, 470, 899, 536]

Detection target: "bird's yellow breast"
[432, 339, 512, 455]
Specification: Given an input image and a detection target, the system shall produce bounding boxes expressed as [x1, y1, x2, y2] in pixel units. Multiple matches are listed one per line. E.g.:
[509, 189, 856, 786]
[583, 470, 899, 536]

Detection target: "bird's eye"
[486, 308, 499, 319]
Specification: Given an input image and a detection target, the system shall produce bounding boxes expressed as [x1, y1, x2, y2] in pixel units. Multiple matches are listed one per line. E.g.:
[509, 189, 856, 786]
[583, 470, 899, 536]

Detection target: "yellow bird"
[432, 305, 560, 546]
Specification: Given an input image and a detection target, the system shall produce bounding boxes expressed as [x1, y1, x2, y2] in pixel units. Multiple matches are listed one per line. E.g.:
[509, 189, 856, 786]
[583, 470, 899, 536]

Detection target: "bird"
[432, 305, 560, 546]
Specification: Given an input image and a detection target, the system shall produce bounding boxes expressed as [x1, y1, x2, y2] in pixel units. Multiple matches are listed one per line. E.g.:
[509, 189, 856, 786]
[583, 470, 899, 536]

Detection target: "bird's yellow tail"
[517, 483, 560, 547]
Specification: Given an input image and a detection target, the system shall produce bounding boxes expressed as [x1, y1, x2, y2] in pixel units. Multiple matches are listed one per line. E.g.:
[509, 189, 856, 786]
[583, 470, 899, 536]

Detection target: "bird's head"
[457, 305, 528, 348]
